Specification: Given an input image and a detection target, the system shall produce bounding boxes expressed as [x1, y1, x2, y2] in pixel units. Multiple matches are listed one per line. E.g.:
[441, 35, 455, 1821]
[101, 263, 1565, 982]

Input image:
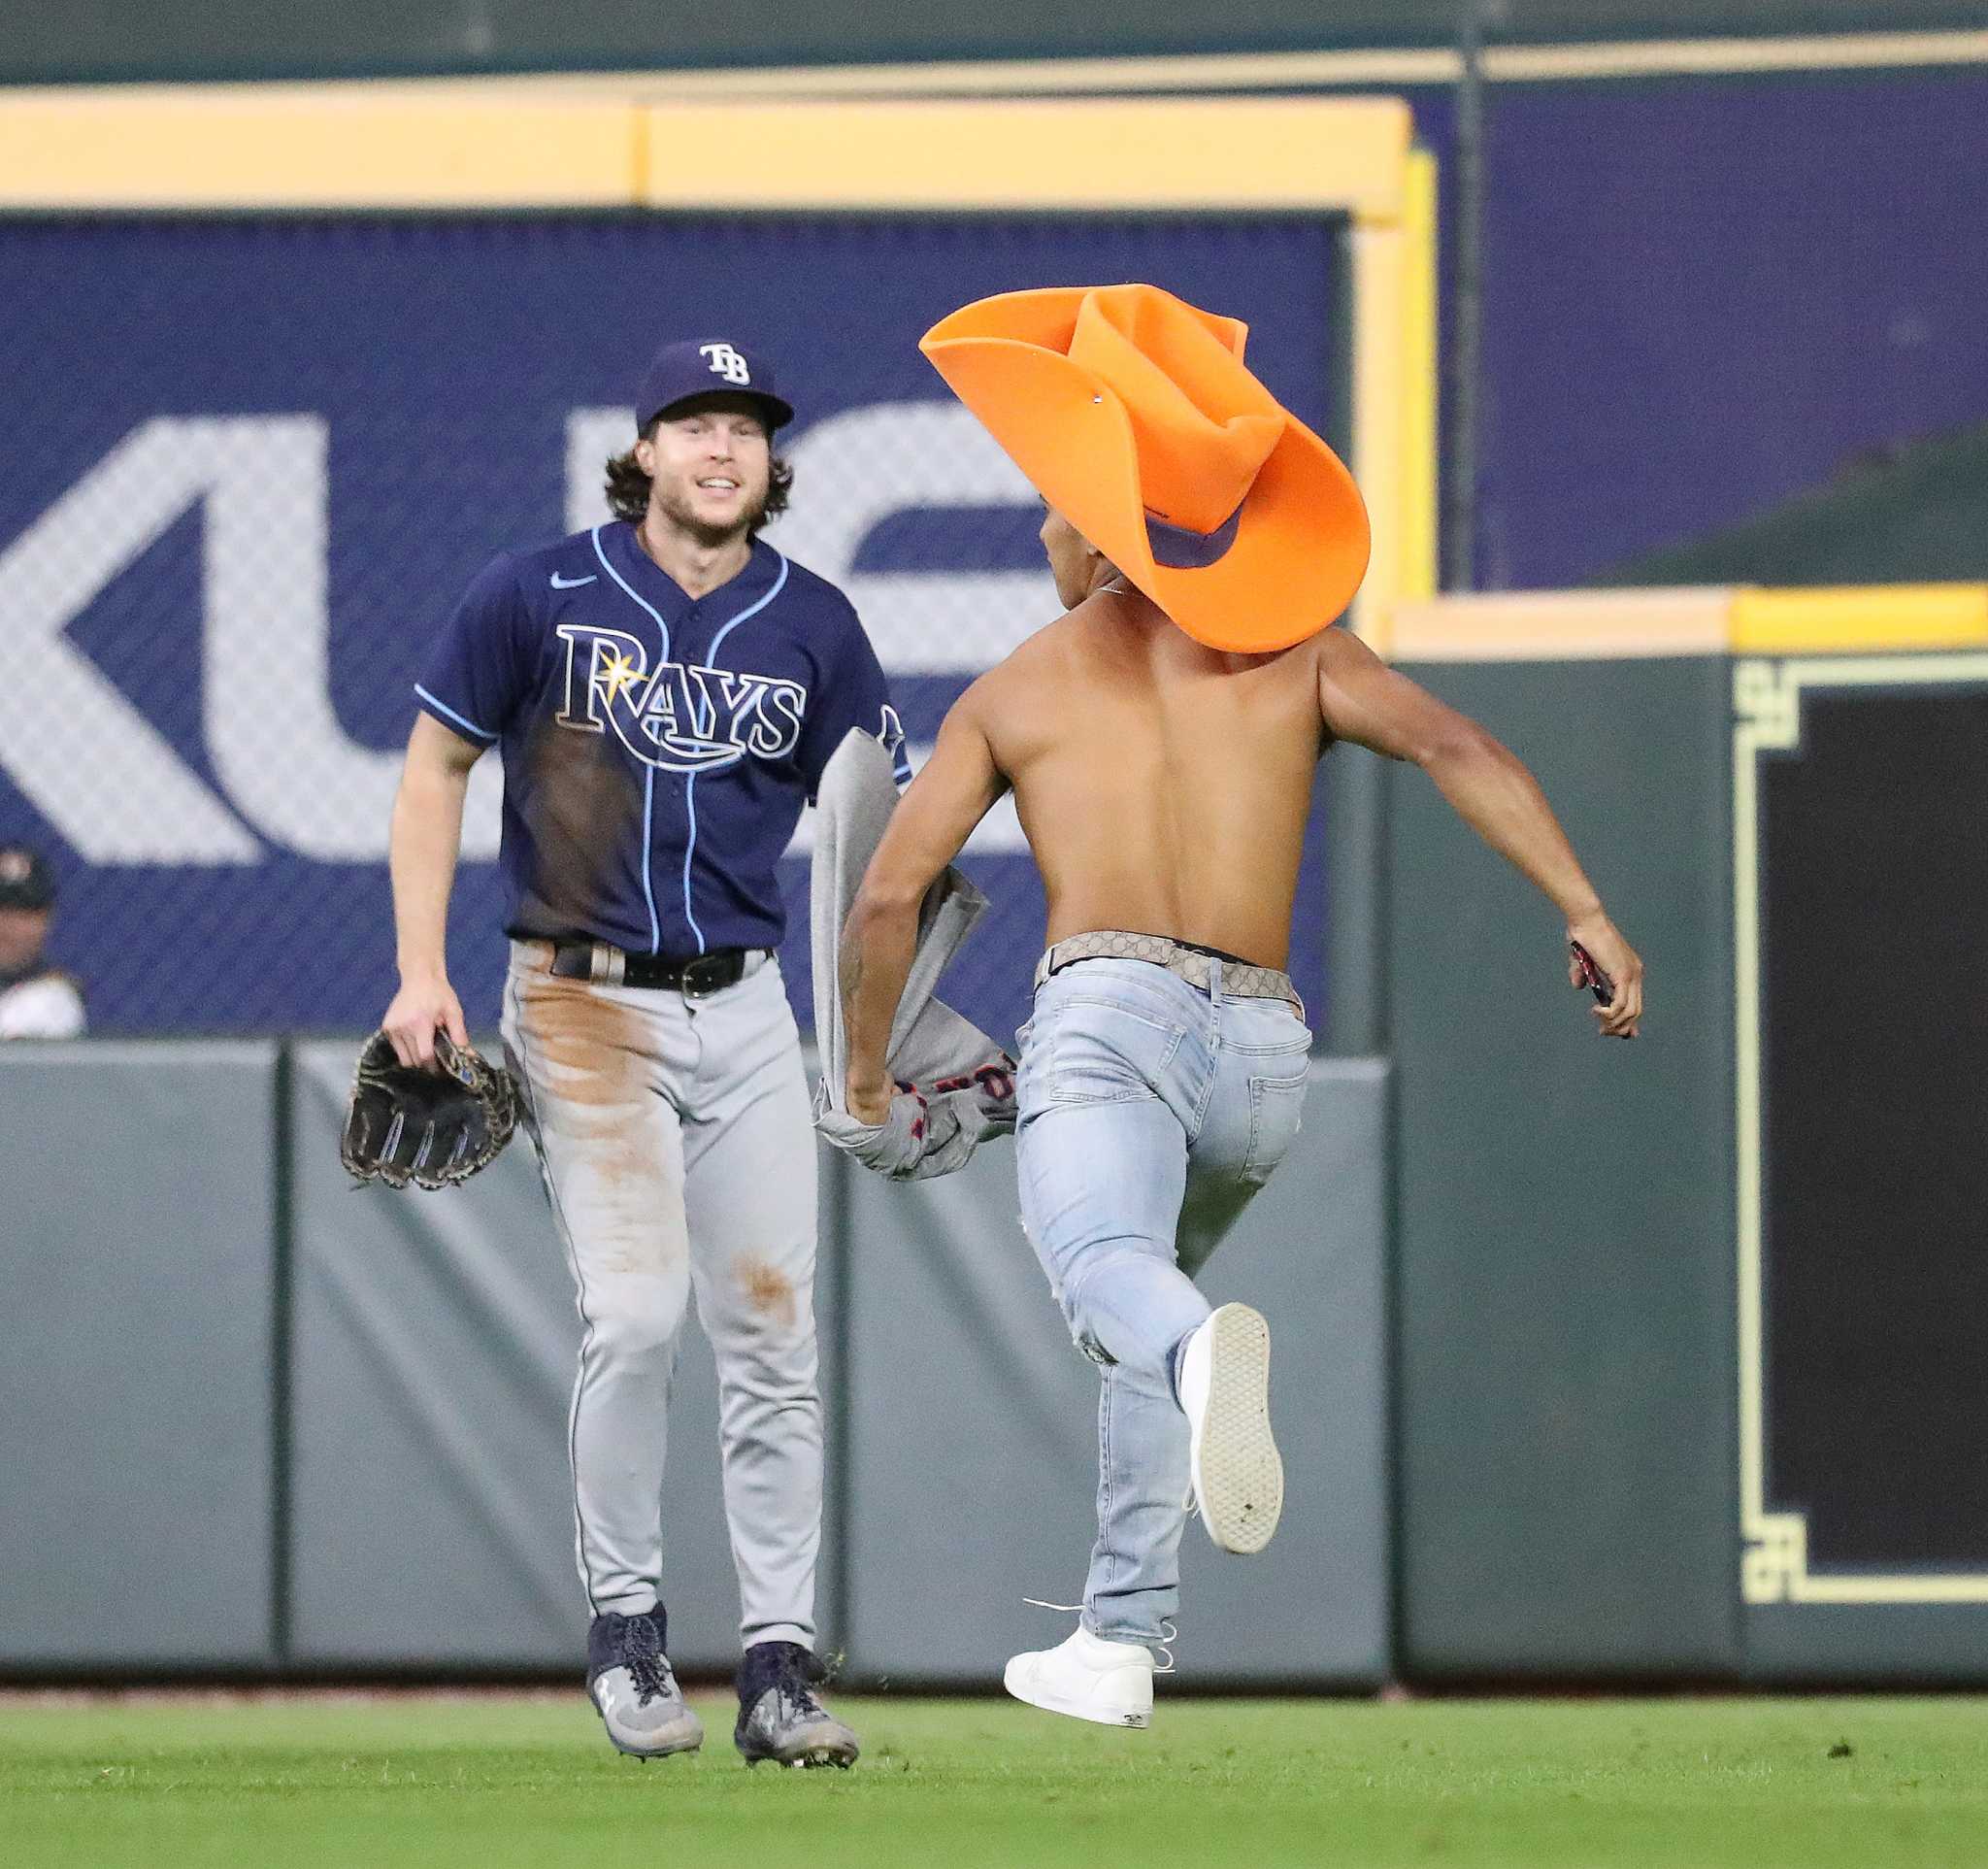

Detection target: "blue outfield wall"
[4, 68, 1987, 1043]
[0, 213, 1343, 1044]
[1403, 65, 1988, 589]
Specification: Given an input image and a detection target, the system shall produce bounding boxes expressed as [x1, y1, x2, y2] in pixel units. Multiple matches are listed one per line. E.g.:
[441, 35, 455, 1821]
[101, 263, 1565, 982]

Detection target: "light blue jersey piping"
[681, 550, 790, 954]
[592, 525, 671, 953]
[414, 685, 496, 743]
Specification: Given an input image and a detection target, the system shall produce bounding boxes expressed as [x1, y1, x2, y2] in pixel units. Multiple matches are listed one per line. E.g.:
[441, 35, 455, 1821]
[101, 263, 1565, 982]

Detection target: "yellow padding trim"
[1732, 585, 1988, 655]
[1390, 588, 1736, 662]
[1397, 148, 1440, 605]
[637, 98, 1410, 216]
[0, 92, 642, 207]
[0, 89, 1409, 217]
[1387, 584, 1988, 662]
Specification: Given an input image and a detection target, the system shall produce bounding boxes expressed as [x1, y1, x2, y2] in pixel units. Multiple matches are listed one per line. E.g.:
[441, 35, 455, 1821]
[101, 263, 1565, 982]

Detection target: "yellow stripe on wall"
[637, 98, 1411, 215]
[1388, 585, 1988, 662]
[1397, 147, 1440, 604]
[0, 87, 1408, 216]
[1390, 587, 1737, 661]
[1731, 584, 1988, 655]
[0, 91, 642, 207]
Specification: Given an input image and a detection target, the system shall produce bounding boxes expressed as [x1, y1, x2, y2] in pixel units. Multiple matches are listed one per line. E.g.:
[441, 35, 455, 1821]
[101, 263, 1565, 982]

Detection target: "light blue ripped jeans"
[1014, 956, 1312, 1650]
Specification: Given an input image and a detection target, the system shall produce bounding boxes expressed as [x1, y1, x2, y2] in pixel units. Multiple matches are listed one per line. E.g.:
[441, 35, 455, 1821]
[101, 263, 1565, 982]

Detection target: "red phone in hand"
[1570, 940, 1614, 1005]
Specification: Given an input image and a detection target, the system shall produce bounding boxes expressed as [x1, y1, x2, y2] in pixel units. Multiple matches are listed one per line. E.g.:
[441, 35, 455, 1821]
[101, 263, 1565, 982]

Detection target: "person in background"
[0, 846, 85, 1041]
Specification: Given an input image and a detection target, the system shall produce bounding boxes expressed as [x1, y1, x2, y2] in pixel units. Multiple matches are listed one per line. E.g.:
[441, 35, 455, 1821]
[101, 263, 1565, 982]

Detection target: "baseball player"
[835, 285, 1642, 1729]
[381, 338, 903, 1767]
[0, 847, 85, 1041]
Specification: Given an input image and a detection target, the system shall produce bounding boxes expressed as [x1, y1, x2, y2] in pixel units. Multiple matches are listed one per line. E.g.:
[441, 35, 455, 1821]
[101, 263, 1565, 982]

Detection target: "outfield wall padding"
[1386, 656, 1741, 1680]
[1383, 623, 1988, 1684]
[286, 1041, 839, 1677]
[0, 1047, 1385, 1683]
[839, 1059, 1392, 1687]
[0, 1045, 281, 1668]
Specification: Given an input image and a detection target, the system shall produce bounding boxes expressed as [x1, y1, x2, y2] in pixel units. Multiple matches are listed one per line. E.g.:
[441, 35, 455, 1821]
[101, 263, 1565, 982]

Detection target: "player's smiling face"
[637, 395, 773, 546]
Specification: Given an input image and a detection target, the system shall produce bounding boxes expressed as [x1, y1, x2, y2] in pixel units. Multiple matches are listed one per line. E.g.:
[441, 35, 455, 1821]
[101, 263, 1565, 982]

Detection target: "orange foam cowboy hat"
[920, 283, 1370, 653]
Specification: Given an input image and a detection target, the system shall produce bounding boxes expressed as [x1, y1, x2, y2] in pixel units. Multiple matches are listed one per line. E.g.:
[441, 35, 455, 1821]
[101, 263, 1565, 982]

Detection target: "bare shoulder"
[960, 604, 1087, 710]
[1312, 620, 1386, 681]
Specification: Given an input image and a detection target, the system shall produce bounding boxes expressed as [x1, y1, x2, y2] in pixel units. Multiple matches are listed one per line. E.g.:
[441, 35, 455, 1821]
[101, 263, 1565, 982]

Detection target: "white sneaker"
[1177, 1302, 1283, 1554]
[1004, 1626, 1155, 1729]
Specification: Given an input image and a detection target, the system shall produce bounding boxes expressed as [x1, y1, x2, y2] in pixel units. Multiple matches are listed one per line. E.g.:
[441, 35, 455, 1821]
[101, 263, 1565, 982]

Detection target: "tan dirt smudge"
[735, 1253, 797, 1329]
[517, 955, 681, 1271]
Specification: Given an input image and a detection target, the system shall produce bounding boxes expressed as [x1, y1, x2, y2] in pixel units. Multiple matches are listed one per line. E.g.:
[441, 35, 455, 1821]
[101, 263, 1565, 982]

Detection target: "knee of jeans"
[1059, 1244, 1177, 1378]
[1071, 1322, 1119, 1369]
[1047, 1276, 1114, 1368]
[589, 1277, 688, 1363]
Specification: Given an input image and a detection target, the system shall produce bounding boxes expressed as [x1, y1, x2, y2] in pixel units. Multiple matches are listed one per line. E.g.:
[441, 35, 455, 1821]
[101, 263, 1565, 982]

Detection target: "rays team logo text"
[554, 624, 807, 774]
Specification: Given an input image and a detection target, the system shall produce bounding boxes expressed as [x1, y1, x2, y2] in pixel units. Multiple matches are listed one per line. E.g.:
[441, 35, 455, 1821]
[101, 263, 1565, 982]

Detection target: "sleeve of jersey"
[414, 554, 531, 747]
[797, 611, 911, 801]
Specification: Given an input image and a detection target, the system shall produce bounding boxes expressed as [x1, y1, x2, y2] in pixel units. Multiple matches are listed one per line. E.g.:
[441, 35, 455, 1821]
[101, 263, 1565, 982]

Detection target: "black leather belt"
[547, 941, 760, 998]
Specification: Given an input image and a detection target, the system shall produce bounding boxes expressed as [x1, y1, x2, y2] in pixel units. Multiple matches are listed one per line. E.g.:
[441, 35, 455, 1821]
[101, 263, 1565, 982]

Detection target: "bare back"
[975, 587, 1328, 971]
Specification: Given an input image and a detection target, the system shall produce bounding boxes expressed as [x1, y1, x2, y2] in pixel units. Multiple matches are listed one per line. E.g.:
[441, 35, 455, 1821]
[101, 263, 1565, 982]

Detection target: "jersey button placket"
[665, 604, 702, 957]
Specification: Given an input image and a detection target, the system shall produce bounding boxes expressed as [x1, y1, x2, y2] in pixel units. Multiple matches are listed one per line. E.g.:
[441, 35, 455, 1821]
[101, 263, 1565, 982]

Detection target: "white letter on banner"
[773, 402, 1058, 677]
[649, 400, 1037, 858]
[198, 417, 502, 860]
[566, 400, 1041, 853]
[0, 419, 261, 863]
[567, 402, 1059, 680]
[566, 409, 631, 535]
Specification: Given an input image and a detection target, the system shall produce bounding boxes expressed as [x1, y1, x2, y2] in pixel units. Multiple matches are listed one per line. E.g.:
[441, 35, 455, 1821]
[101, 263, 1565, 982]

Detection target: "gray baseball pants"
[501, 939, 820, 1651]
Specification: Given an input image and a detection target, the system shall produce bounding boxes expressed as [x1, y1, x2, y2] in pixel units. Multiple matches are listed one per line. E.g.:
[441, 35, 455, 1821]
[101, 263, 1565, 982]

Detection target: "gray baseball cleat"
[734, 1641, 859, 1769]
[587, 1604, 704, 1759]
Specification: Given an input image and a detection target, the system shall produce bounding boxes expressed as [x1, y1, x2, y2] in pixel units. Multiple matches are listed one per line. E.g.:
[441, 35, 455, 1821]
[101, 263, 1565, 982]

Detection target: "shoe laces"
[746, 1642, 830, 1720]
[779, 1655, 829, 1718]
[620, 1613, 671, 1705]
[1021, 1599, 1177, 1675]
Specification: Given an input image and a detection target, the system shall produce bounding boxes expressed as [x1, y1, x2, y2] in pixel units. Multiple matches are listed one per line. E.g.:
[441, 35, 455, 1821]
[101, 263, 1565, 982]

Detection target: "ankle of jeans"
[1082, 1608, 1169, 1653]
[1168, 1329, 1193, 1407]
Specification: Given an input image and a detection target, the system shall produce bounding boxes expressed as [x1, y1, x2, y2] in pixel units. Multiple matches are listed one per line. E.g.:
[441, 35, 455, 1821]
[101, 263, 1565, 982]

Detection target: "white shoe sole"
[1189, 1303, 1283, 1555]
[1003, 1658, 1151, 1729]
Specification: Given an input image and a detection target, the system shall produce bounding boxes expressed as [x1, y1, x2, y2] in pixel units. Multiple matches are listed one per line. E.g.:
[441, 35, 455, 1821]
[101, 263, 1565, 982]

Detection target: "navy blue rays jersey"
[416, 521, 909, 957]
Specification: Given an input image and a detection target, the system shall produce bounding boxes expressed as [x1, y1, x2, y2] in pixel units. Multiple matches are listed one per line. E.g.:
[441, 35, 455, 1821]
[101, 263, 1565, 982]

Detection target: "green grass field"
[3, 1690, 1984, 1867]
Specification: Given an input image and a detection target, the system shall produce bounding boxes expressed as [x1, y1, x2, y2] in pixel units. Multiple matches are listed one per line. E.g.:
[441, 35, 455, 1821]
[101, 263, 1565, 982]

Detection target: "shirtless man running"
[834, 285, 1642, 1731]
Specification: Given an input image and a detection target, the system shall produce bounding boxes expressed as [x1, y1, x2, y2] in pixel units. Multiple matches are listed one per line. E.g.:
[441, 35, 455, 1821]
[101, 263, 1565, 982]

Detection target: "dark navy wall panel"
[1408, 68, 1988, 588]
[0, 213, 1341, 1043]
[7, 70, 1980, 1037]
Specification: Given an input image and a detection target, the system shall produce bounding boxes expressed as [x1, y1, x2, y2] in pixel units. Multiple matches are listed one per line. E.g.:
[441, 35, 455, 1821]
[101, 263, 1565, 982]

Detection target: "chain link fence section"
[0, 212, 1342, 1044]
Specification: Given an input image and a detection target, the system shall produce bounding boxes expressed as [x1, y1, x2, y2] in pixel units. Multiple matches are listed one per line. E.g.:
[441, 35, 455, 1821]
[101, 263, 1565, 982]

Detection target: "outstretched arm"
[841, 694, 1009, 1118]
[1315, 627, 1643, 1038]
[382, 713, 483, 1068]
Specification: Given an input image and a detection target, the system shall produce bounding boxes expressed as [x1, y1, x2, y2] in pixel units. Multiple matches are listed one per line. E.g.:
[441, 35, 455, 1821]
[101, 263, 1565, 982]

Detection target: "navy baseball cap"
[636, 340, 794, 433]
[0, 846, 55, 912]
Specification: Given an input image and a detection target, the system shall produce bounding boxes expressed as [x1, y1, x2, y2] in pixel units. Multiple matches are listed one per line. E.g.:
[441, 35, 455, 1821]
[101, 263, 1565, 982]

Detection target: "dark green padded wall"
[1385, 655, 1739, 1678]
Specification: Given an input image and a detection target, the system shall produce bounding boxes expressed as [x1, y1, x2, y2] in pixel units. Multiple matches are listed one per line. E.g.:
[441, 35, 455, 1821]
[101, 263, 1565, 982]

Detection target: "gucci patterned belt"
[1032, 929, 1304, 1016]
